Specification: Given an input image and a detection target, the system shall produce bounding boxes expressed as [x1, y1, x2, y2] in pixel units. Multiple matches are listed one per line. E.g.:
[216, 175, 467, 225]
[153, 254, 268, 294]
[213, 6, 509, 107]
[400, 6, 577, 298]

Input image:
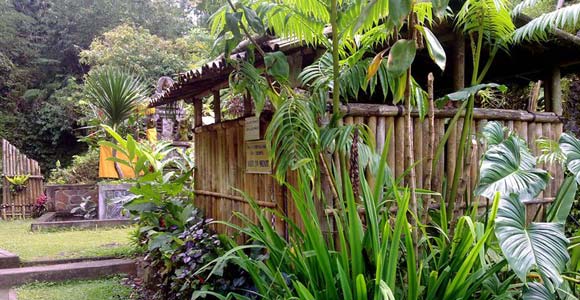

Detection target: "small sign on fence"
[245, 140, 271, 174]
[244, 116, 260, 141]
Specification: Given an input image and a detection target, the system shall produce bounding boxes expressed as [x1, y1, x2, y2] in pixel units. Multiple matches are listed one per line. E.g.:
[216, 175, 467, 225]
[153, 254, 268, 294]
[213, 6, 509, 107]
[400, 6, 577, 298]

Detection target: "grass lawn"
[0, 220, 136, 261]
[16, 277, 133, 300]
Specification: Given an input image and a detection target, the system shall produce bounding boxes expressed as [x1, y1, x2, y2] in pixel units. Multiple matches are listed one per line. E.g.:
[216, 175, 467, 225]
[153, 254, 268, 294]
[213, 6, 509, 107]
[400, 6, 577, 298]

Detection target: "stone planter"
[45, 184, 98, 213]
[98, 183, 133, 220]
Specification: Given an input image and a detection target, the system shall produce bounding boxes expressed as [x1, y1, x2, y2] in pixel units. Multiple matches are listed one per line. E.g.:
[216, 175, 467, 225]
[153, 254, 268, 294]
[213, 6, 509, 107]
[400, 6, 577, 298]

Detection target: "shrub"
[101, 126, 253, 299]
[48, 149, 99, 184]
[32, 194, 48, 218]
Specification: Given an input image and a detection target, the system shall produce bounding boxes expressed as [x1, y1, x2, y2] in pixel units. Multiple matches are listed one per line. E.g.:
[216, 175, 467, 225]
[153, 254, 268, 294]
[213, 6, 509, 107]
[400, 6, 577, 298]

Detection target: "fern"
[513, 3, 580, 43]
[456, 0, 515, 46]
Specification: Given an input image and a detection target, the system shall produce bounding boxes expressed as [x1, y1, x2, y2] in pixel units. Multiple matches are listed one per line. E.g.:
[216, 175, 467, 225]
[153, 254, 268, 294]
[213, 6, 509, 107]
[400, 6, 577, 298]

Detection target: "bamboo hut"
[148, 18, 580, 234]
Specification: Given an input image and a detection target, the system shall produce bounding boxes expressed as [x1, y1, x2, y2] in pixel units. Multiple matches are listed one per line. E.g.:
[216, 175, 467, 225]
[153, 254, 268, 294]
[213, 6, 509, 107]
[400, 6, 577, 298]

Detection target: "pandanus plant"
[84, 67, 147, 178]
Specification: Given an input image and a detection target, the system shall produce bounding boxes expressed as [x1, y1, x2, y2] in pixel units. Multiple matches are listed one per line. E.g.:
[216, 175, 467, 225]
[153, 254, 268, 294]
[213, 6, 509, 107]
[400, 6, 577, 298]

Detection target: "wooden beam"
[213, 90, 221, 123]
[194, 98, 202, 127]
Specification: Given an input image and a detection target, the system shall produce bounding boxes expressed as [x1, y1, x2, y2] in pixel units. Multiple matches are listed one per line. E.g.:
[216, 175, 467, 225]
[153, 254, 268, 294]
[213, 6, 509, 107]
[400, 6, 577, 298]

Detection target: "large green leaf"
[432, 0, 450, 18]
[546, 176, 577, 224]
[416, 25, 446, 71]
[522, 282, 556, 300]
[476, 135, 549, 199]
[241, 5, 265, 34]
[495, 194, 569, 292]
[559, 133, 580, 184]
[265, 51, 290, 83]
[388, 0, 412, 26]
[481, 121, 506, 146]
[386, 39, 416, 77]
[436, 83, 507, 108]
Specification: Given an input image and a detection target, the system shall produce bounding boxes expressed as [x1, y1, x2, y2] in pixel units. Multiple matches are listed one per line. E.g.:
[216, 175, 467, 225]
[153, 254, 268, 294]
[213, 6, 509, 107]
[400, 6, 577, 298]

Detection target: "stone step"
[0, 259, 136, 288]
[0, 288, 16, 300]
[0, 251, 19, 270]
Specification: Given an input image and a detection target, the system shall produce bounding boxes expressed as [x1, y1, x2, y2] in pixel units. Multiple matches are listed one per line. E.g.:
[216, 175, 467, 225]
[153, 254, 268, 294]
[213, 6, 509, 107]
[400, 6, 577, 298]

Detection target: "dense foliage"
[79, 24, 213, 84]
[101, 127, 255, 299]
[0, 0, 215, 172]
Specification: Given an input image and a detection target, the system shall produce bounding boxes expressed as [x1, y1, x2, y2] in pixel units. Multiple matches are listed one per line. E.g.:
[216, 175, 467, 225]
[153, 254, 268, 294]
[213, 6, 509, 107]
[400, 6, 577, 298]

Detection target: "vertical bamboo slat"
[189, 106, 565, 238]
[1, 139, 43, 219]
[395, 117, 405, 181]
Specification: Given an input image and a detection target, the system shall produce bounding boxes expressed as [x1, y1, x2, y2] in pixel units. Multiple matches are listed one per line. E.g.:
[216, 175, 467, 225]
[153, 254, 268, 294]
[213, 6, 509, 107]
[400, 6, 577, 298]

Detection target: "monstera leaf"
[476, 135, 549, 199]
[559, 133, 580, 184]
[481, 121, 507, 146]
[495, 194, 569, 293]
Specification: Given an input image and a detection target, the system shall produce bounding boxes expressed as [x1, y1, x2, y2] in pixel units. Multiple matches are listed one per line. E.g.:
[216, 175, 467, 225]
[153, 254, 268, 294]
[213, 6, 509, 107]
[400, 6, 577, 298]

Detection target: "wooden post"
[544, 67, 562, 115]
[244, 92, 252, 117]
[194, 98, 203, 127]
[213, 90, 221, 123]
[452, 33, 465, 90]
[550, 67, 562, 115]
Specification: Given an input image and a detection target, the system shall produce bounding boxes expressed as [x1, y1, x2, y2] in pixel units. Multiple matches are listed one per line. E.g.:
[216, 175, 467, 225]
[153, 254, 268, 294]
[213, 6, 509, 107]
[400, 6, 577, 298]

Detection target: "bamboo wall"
[193, 120, 287, 236]
[193, 104, 564, 234]
[1, 139, 44, 219]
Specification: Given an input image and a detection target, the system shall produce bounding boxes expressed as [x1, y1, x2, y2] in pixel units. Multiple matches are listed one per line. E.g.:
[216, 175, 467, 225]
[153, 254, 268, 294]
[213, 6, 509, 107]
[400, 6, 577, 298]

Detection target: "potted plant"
[6, 174, 30, 193]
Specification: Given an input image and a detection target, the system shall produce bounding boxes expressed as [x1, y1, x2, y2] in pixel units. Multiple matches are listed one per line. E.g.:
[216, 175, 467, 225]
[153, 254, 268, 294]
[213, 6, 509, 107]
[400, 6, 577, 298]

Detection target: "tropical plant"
[512, 1, 580, 43]
[71, 196, 98, 219]
[85, 67, 147, 178]
[475, 121, 580, 298]
[32, 194, 48, 218]
[6, 174, 30, 193]
[100, 125, 254, 300]
[84, 68, 147, 131]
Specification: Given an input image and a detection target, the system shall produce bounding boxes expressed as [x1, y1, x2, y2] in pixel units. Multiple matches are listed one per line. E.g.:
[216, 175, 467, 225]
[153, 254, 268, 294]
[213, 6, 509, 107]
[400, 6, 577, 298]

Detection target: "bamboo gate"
[1, 139, 44, 219]
[193, 105, 564, 235]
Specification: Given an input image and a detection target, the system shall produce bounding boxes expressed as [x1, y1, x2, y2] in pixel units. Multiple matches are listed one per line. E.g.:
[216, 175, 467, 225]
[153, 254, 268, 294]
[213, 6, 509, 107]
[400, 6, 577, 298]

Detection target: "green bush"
[48, 149, 99, 184]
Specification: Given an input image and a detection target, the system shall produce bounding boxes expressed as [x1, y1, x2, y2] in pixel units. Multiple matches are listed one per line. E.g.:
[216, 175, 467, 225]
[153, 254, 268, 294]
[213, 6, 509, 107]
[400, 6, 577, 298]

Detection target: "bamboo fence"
[1, 139, 44, 219]
[193, 105, 564, 235]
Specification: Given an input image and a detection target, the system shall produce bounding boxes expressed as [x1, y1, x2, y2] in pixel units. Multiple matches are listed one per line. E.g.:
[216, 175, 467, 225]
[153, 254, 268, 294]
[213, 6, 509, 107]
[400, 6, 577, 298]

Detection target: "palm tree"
[84, 67, 147, 178]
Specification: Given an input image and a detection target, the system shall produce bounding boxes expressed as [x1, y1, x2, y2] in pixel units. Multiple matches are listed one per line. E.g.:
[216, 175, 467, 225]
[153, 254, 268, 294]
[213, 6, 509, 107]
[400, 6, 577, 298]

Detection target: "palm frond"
[84, 67, 147, 129]
[265, 96, 320, 183]
[456, 0, 515, 46]
[256, 0, 329, 46]
[511, 0, 547, 16]
[513, 3, 580, 43]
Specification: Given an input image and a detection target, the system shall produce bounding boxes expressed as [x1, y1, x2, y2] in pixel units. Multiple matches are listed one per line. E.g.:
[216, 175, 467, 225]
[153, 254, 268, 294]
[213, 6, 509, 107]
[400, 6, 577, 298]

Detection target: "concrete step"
[0, 288, 16, 300]
[0, 251, 19, 270]
[0, 259, 136, 288]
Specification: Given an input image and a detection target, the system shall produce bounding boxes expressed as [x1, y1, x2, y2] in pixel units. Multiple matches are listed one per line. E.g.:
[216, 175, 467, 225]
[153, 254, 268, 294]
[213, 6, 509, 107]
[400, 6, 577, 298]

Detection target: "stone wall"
[45, 184, 98, 212]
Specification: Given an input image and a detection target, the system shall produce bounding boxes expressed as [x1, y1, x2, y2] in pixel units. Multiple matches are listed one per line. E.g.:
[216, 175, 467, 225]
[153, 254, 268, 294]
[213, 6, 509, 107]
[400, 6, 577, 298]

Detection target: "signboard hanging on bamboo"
[246, 140, 271, 174]
[244, 116, 260, 141]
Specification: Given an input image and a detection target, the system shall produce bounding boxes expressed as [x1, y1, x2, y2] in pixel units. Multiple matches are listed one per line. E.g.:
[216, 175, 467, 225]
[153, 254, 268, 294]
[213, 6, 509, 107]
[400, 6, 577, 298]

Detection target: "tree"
[79, 24, 212, 84]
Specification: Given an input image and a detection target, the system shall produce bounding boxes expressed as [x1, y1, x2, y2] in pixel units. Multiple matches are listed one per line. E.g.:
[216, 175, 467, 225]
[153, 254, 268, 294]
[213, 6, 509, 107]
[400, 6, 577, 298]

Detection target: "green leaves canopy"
[495, 194, 569, 292]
